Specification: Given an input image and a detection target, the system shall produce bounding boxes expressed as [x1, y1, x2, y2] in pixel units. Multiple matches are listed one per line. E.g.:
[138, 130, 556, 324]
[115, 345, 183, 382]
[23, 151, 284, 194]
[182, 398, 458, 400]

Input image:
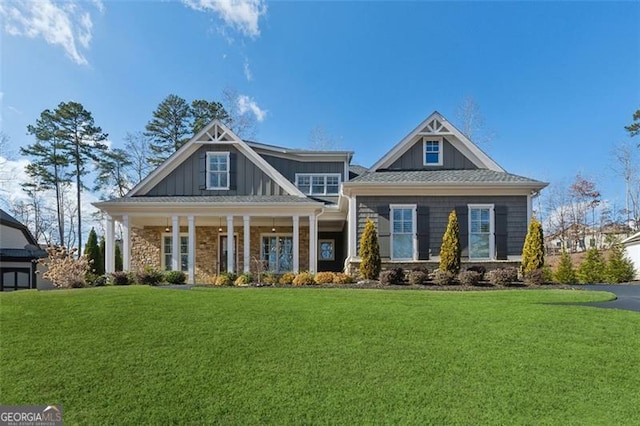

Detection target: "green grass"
[1, 287, 639, 425]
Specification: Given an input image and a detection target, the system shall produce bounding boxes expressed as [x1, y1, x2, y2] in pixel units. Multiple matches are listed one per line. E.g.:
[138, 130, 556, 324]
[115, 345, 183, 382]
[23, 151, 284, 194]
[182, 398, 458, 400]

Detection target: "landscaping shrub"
[554, 250, 577, 284]
[439, 210, 461, 274]
[433, 269, 455, 286]
[408, 269, 429, 285]
[359, 218, 381, 280]
[521, 217, 545, 275]
[261, 273, 278, 285]
[92, 274, 108, 287]
[523, 268, 545, 286]
[333, 273, 354, 284]
[278, 272, 296, 285]
[487, 267, 518, 286]
[380, 268, 404, 285]
[110, 271, 131, 286]
[165, 270, 187, 284]
[466, 266, 486, 280]
[39, 245, 90, 288]
[136, 266, 165, 286]
[458, 270, 482, 286]
[577, 248, 605, 284]
[314, 271, 335, 284]
[293, 272, 315, 286]
[234, 273, 253, 286]
[215, 272, 235, 286]
[605, 245, 636, 284]
[84, 228, 104, 275]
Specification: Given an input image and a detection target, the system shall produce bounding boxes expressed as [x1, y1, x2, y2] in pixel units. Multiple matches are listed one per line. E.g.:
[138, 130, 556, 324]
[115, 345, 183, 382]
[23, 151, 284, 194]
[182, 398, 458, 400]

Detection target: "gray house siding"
[145, 145, 285, 197]
[387, 137, 478, 170]
[356, 195, 527, 260]
[259, 154, 346, 184]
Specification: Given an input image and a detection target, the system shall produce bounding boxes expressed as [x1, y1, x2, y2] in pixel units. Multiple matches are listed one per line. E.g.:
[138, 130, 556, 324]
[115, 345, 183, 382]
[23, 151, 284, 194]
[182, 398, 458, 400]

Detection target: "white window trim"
[468, 204, 495, 260]
[423, 136, 443, 166]
[294, 173, 342, 196]
[161, 232, 189, 271]
[260, 233, 294, 273]
[318, 239, 335, 261]
[206, 151, 230, 190]
[390, 204, 418, 261]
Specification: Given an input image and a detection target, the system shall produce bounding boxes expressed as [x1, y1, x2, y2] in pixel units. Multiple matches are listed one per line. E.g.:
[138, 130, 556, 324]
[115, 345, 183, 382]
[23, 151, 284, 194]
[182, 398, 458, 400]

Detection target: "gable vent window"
[295, 174, 341, 195]
[206, 152, 230, 190]
[423, 137, 443, 166]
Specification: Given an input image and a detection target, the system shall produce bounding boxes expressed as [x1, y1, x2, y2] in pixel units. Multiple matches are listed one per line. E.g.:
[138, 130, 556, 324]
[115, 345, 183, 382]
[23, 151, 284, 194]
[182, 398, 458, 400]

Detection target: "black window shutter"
[376, 205, 390, 260]
[229, 152, 237, 191]
[454, 206, 468, 258]
[198, 152, 207, 190]
[495, 205, 508, 260]
[417, 206, 430, 260]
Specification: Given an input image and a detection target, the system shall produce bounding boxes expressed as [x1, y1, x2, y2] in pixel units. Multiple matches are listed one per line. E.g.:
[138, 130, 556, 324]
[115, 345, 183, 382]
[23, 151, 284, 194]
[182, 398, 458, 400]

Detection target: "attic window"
[423, 137, 443, 166]
[295, 174, 341, 195]
[206, 152, 230, 190]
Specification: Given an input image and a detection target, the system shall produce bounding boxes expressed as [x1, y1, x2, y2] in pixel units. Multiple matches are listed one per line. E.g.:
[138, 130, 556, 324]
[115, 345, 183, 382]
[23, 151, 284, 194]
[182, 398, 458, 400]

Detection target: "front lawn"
[1, 287, 639, 424]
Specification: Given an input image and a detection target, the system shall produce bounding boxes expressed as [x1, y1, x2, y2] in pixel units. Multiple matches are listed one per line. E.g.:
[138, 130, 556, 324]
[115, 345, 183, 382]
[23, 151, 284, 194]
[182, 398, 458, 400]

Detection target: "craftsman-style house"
[94, 111, 547, 283]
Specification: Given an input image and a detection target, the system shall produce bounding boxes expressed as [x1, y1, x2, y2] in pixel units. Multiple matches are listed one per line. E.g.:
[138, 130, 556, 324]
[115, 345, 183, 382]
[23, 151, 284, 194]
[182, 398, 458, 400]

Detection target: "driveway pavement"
[576, 284, 640, 312]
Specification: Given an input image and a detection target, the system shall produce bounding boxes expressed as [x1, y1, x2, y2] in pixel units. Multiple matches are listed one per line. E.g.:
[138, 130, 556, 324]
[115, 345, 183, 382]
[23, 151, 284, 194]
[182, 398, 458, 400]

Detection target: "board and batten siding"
[145, 145, 285, 196]
[357, 196, 527, 260]
[386, 137, 478, 170]
[259, 154, 347, 183]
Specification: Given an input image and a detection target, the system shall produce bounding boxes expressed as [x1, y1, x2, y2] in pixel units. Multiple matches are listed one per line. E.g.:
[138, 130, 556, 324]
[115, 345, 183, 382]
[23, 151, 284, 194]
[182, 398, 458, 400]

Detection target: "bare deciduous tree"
[221, 86, 257, 139]
[308, 125, 341, 150]
[124, 131, 153, 184]
[455, 96, 496, 147]
[611, 140, 640, 231]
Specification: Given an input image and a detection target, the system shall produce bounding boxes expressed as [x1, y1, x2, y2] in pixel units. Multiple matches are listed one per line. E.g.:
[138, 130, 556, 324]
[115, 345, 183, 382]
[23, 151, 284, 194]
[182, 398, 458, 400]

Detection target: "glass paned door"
[261, 236, 293, 273]
[469, 207, 492, 259]
[391, 206, 415, 260]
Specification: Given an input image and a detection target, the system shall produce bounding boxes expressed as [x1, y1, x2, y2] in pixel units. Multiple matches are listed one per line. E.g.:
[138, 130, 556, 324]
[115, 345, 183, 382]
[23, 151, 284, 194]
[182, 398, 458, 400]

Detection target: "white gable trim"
[370, 111, 504, 172]
[127, 120, 305, 197]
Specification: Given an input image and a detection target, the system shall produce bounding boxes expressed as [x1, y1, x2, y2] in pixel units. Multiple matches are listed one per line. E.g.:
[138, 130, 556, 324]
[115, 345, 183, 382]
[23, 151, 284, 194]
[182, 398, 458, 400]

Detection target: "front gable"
[371, 112, 504, 172]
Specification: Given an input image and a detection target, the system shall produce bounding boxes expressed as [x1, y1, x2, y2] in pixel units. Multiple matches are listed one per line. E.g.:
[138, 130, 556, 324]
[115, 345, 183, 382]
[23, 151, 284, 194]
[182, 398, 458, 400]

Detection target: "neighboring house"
[94, 111, 547, 283]
[545, 223, 633, 255]
[621, 232, 640, 281]
[0, 209, 48, 291]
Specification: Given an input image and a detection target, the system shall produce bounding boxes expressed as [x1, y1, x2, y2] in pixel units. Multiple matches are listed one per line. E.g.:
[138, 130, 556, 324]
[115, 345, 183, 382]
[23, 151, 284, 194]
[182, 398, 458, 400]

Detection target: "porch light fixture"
[218, 217, 223, 233]
[164, 218, 170, 233]
[271, 218, 276, 233]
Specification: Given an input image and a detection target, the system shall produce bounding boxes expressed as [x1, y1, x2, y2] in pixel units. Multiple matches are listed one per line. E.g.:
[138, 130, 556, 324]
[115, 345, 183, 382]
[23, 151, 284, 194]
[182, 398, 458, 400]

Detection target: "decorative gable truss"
[127, 120, 306, 197]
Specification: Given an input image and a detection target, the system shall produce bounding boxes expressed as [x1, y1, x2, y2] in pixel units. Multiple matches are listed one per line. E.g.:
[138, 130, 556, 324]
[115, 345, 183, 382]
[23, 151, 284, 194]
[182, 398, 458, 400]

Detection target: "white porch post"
[348, 195, 357, 259]
[188, 215, 195, 284]
[122, 214, 130, 271]
[227, 215, 234, 273]
[172, 215, 179, 271]
[105, 215, 115, 273]
[309, 213, 317, 274]
[293, 214, 300, 273]
[243, 215, 250, 273]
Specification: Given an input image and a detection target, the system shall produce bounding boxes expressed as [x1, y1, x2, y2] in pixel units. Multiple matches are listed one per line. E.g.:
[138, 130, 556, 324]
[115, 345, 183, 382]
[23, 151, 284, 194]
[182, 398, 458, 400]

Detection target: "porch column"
[188, 215, 195, 284]
[105, 215, 115, 273]
[227, 215, 234, 273]
[348, 195, 357, 259]
[309, 213, 317, 274]
[243, 215, 250, 273]
[122, 214, 130, 271]
[293, 215, 300, 273]
[172, 215, 179, 271]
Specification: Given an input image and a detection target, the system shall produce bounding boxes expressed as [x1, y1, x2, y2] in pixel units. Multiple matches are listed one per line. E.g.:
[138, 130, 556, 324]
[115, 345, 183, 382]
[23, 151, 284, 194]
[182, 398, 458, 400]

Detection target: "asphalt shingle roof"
[350, 169, 545, 185]
[98, 195, 320, 204]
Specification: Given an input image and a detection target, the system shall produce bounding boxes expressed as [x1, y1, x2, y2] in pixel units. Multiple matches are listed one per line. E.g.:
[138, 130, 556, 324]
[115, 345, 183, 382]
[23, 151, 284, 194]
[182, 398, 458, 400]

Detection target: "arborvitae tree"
[359, 218, 381, 280]
[577, 248, 605, 284]
[605, 245, 635, 284]
[84, 228, 104, 275]
[439, 210, 461, 274]
[145, 94, 192, 166]
[554, 250, 576, 284]
[521, 217, 545, 274]
[99, 236, 106, 272]
[115, 244, 123, 272]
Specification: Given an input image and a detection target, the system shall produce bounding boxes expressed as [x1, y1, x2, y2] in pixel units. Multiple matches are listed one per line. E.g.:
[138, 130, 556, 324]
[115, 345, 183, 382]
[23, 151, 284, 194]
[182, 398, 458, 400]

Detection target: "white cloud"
[7, 106, 22, 115]
[0, 0, 103, 66]
[243, 59, 253, 81]
[237, 95, 266, 122]
[183, 0, 267, 38]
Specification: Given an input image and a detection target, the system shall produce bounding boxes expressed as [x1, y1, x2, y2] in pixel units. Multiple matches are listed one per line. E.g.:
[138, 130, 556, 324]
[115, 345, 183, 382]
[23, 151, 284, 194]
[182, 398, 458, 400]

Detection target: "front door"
[261, 236, 293, 273]
[219, 235, 238, 273]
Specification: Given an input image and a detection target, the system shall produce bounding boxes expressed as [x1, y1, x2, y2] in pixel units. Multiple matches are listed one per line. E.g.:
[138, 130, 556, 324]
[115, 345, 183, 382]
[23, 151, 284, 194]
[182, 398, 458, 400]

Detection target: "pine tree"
[359, 218, 381, 280]
[191, 99, 229, 135]
[439, 210, 461, 274]
[115, 244, 123, 272]
[577, 248, 605, 284]
[605, 245, 635, 284]
[84, 228, 104, 275]
[521, 217, 545, 274]
[145, 94, 191, 166]
[554, 250, 576, 284]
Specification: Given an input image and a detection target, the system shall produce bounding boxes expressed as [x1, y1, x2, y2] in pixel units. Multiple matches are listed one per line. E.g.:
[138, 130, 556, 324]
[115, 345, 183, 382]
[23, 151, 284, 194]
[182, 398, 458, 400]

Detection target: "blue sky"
[1, 0, 639, 208]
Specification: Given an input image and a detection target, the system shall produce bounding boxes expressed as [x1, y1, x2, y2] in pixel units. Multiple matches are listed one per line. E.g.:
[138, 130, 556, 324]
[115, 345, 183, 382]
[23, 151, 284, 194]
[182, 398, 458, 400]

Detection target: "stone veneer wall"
[130, 226, 162, 272]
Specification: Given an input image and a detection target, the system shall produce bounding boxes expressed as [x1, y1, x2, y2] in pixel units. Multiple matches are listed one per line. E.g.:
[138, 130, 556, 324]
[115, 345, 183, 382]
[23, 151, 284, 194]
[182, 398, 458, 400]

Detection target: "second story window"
[423, 137, 443, 166]
[207, 152, 230, 190]
[295, 173, 341, 195]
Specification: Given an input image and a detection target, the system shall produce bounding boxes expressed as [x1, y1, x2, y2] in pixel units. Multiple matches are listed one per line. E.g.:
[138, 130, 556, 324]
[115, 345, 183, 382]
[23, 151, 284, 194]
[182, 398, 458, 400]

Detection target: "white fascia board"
[621, 231, 640, 245]
[92, 202, 325, 217]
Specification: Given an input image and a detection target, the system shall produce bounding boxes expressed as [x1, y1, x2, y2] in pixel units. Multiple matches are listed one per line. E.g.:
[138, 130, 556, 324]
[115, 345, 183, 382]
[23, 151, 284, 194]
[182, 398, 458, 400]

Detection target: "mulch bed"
[193, 282, 581, 291]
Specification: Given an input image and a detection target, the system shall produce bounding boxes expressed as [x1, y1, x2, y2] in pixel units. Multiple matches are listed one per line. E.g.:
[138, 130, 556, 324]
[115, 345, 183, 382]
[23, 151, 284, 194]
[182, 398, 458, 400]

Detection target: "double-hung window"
[295, 174, 341, 195]
[423, 137, 443, 166]
[206, 152, 230, 190]
[468, 204, 494, 260]
[163, 234, 189, 271]
[390, 205, 417, 260]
